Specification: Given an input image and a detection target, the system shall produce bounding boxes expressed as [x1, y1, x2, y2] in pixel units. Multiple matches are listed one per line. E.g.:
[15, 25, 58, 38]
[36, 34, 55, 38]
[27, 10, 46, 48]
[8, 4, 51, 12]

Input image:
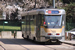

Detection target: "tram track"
[61, 43, 75, 49]
[9, 39, 75, 50]
[7, 39, 30, 50]
[7, 39, 75, 50]
[0, 41, 6, 50]
[0, 39, 74, 50]
[0, 45, 6, 50]
[43, 43, 75, 50]
[8, 39, 55, 50]
[7, 39, 54, 50]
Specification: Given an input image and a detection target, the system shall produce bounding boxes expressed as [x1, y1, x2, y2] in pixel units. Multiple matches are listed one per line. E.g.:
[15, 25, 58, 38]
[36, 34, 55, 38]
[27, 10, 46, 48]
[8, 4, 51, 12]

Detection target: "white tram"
[21, 8, 66, 43]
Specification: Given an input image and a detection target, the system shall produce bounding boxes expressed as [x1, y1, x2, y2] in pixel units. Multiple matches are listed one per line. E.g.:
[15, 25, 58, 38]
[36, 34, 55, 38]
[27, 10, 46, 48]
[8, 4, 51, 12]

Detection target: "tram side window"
[24, 16, 26, 31]
[33, 15, 36, 25]
[30, 15, 34, 20]
[26, 16, 29, 32]
[30, 15, 36, 32]
[30, 15, 35, 24]
[36, 14, 42, 26]
[30, 16, 33, 24]
[62, 15, 65, 26]
[41, 15, 44, 26]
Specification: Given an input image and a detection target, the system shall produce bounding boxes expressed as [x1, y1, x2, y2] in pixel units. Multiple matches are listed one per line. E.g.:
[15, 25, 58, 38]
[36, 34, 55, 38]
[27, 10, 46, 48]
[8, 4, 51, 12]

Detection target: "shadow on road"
[0, 38, 62, 45]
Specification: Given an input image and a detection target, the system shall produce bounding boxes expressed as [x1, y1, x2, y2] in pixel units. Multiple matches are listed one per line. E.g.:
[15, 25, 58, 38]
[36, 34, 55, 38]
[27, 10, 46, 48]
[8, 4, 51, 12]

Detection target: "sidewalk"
[62, 40, 75, 46]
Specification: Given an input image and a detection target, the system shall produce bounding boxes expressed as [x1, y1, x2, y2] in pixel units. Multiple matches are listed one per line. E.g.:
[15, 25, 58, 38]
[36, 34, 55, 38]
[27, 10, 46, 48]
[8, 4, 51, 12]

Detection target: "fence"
[0, 21, 21, 33]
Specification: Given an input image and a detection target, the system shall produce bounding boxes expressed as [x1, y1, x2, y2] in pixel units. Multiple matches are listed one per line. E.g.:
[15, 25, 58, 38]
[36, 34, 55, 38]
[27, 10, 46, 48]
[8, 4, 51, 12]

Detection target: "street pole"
[3, 21, 8, 31]
[53, 0, 55, 8]
[34, 0, 36, 9]
[45, 0, 46, 8]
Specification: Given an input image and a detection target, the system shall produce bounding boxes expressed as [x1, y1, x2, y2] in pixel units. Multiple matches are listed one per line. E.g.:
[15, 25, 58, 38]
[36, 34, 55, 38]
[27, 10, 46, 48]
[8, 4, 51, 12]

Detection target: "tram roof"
[20, 8, 66, 16]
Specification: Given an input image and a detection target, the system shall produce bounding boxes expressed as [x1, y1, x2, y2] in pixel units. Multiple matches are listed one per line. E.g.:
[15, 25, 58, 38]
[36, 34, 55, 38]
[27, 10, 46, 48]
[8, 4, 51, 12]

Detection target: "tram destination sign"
[47, 10, 59, 14]
[51, 11, 59, 14]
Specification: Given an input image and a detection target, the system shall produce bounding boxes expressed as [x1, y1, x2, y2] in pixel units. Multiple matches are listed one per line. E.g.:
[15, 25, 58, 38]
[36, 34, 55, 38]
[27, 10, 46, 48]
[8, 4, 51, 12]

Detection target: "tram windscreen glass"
[45, 15, 61, 27]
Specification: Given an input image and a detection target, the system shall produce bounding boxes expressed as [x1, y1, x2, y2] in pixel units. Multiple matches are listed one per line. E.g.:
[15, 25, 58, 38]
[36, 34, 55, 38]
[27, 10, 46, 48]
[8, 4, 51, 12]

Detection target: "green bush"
[58, 3, 75, 31]
[64, 3, 75, 23]
[63, 3, 75, 30]
[66, 23, 75, 31]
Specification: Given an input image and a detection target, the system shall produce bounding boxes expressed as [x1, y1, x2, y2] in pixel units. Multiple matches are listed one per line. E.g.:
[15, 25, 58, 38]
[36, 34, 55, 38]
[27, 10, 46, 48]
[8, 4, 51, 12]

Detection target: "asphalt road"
[0, 38, 75, 50]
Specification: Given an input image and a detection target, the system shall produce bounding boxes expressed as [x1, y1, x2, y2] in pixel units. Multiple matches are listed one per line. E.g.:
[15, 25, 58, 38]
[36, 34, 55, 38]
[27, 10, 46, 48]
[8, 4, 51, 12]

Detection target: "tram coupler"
[44, 40, 52, 44]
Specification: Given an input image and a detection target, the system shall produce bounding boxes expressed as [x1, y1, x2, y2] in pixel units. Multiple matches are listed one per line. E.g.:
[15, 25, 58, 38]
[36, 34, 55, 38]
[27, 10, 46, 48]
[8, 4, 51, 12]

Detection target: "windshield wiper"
[53, 20, 59, 28]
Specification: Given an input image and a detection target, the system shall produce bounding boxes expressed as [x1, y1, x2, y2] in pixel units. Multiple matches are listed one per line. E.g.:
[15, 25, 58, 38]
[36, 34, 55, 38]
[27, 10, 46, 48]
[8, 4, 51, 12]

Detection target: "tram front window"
[45, 15, 62, 28]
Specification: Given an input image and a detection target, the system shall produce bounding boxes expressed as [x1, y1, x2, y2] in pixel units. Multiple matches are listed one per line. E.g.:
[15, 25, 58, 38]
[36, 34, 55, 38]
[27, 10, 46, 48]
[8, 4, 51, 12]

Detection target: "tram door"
[36, 15, 41, 41]
[26, 16, 30, 36]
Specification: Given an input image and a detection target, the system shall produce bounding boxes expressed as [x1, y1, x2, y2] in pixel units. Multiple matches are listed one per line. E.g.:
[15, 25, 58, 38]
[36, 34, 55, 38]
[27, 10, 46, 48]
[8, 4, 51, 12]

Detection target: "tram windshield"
[45, 15, 62, 28]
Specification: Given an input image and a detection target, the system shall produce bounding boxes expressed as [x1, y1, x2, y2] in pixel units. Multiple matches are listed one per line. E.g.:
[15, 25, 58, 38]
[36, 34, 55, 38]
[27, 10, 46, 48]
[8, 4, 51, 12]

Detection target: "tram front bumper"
[45, 36, 64, 40]
[40, 36, 64, 42]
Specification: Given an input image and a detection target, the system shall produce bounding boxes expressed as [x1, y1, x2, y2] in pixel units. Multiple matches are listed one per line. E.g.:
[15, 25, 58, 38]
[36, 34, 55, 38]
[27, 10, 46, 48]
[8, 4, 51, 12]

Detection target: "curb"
[62, 42, 75, 46]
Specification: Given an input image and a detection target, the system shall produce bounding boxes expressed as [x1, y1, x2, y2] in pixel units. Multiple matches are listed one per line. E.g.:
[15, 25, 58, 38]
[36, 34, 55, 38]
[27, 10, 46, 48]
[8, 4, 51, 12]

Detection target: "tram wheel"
[22, 34, 24, 38]
[22, 34, 26, 39]
[33, 37, 36, 42]
[27, 36, 29, 39]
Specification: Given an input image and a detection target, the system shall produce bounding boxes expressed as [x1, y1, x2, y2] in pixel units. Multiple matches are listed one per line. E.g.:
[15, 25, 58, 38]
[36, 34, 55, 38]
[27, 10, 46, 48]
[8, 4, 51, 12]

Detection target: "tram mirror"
[43, 21, 47, 26]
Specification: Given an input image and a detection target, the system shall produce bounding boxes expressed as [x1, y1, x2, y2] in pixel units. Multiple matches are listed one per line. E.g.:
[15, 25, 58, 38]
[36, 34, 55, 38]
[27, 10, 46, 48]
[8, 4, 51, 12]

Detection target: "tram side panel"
[59, 15, 66, 41]
[30, 15, 43, 42]
[35, 15, 47, 42]
[40, 15, 47, 42]
[35, 15, 41, 41]
[28, 15, 36, 40]
[26, 16, 30, 38]
[22, 15, 36, 40]
[22, 20, 25, 38]
[24, 16, 28, 38]
[22, 16, 26, 38]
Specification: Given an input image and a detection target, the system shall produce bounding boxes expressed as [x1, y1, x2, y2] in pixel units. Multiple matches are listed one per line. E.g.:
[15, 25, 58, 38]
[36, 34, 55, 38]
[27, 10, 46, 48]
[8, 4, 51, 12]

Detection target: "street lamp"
[3, 21, 8, 31]
[53, 0, 55, 8]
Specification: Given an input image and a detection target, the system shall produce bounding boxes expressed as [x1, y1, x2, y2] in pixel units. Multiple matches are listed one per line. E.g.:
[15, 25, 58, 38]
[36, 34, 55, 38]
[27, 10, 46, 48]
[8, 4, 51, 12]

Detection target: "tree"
[62, 3, 75, 30]
[64, 3, 75, 23]
[62, 0, 75, 4]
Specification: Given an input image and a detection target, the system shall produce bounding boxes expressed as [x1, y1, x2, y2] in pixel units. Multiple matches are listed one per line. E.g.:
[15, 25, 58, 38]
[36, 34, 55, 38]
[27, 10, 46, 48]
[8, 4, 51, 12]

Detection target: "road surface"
[0, 38, 75, 50]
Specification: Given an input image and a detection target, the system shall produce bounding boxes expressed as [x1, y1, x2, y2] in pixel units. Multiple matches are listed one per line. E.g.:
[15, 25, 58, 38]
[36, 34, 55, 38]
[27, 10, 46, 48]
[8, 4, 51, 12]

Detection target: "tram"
[21, 8, 66, 43]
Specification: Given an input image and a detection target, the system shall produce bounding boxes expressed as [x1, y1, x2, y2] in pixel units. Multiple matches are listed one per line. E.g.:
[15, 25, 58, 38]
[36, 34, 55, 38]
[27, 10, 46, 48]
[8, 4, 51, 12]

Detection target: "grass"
[0, 25, 21, 33]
